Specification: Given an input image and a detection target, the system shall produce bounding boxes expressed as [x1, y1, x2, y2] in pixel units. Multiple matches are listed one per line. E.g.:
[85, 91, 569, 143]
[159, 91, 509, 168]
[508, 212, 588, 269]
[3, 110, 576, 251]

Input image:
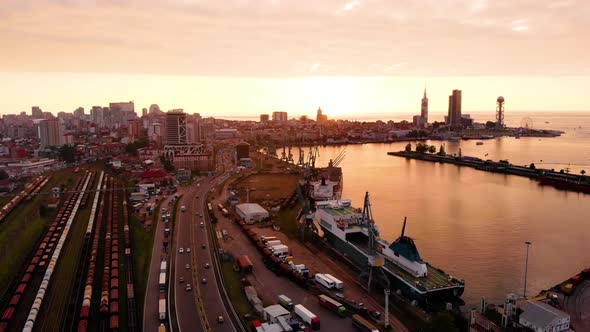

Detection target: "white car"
[185, 284, 192, 291]
[179, 248, 184, 253]
[186, 248, 191, 253]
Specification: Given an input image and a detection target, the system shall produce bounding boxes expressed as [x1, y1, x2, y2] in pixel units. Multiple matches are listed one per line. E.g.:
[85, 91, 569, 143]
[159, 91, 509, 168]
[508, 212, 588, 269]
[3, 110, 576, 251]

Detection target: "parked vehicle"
[294, 304, 320, 330]
[315, 273, 336, 290]
[351, 314, 379, 332]
[278, 294, 294, 310]
[323, 274, 344, 290]
[318, 295, 346, 316]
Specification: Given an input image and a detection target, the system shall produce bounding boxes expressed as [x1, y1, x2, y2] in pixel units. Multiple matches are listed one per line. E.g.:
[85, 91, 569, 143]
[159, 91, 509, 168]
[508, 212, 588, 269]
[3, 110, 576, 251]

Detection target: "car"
[186, 248, 191, 253]
[217, 316, 224, 324]
[200, 222, 204, 227]
[185, 284, 192, 291]
[179, 276, 184, 283]
[179, 248, 184, 253]
[201, 278, 208, 284]
[185, 264, 190, 269]
[204, 263, 210, 268]
[201, 244, 206, 249]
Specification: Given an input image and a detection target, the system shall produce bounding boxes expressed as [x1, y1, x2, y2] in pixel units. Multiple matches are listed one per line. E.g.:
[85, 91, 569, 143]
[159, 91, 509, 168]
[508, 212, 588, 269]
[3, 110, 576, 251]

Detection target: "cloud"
[0, 0, 588, 76]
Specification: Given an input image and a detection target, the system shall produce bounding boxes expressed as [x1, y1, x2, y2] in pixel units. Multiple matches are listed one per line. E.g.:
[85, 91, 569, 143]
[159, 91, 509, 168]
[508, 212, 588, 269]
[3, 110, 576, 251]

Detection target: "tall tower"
[496, 96, 505, 129]
[447, 89, 462, 126]
[421, 85, 428, 126]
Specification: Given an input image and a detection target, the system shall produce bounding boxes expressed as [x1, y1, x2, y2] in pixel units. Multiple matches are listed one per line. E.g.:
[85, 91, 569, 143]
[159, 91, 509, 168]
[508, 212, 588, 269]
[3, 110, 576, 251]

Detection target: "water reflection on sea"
[313, 112, 590, 307]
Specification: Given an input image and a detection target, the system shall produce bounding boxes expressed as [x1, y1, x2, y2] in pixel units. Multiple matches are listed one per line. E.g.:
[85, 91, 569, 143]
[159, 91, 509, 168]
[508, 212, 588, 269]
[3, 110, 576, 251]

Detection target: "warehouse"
[235, 203, 269, 224]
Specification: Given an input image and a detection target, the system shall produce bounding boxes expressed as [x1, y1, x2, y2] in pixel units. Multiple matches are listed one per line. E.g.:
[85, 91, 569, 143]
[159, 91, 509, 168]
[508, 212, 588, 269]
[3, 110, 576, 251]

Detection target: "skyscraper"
[421, 86, 428, 126]
[447, 89, 462, 126]
[165, 109, 187, 145]
[260, 114, 270, 123]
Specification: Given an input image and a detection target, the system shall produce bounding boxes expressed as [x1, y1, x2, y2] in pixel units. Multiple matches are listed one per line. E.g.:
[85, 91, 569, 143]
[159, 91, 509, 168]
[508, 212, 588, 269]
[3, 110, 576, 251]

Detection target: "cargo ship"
[314, 196, 465, 307]
[309, 159, 343, 202]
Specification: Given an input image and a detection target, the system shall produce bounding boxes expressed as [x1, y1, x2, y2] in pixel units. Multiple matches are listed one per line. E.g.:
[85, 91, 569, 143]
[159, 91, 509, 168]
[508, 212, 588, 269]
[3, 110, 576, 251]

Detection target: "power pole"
[523, 241, 532, 298]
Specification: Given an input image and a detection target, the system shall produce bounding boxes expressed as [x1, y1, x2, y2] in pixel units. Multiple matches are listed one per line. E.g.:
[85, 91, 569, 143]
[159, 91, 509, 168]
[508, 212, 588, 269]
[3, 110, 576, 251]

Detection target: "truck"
[271, 244, 289, 256]
[278, 294, 294, 310]
[158, 298, 166, 321]
[318, 295, 346, 316]
[265, 240, 282, 247]
[323, 274, 344, 290]
[130, 192, 145, 202]
[315, 273, 335, 290]
[261, 236, 278, 243]
[294, 304, 320, 330]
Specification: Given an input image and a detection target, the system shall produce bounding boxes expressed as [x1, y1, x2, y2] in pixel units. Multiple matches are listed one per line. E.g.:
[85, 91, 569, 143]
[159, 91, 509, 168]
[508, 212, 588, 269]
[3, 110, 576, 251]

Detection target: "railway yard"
[0, 167, 142, 332]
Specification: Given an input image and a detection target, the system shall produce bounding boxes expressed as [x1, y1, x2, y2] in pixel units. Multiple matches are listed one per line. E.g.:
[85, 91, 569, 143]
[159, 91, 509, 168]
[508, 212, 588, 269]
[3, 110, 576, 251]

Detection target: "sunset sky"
[1, 0, 589, 119]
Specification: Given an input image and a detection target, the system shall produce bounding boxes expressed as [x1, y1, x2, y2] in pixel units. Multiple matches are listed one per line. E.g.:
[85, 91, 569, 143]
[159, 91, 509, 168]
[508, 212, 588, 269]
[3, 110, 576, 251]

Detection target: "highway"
[143, 194, 172, 332]
[173, 176, 238, 332]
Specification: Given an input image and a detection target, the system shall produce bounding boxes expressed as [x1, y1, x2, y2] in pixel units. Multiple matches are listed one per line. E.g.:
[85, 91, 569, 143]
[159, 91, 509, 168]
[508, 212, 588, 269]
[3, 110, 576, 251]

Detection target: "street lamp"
[523, 241, 532, 298]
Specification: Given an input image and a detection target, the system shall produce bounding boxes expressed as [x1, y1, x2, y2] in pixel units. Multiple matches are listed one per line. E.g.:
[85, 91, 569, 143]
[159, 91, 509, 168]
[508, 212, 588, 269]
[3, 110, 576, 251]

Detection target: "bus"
[351, 314, 379, 332]
[217, 203, 224, 211]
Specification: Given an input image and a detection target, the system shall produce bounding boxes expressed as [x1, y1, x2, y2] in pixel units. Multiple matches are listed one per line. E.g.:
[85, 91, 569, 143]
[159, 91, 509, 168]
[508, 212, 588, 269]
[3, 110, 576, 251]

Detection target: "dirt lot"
[231, 173, 298, 207]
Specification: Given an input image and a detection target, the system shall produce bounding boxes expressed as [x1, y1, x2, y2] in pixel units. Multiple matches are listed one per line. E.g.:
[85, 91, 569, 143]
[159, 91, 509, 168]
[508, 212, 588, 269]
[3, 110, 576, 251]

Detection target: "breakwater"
[387, 151, 590, 194]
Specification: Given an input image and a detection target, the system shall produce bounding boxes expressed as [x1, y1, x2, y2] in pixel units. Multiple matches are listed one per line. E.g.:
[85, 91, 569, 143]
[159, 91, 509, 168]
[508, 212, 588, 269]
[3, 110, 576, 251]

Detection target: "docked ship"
[308, 159, 343, 202]
[314, 195, 465, 307]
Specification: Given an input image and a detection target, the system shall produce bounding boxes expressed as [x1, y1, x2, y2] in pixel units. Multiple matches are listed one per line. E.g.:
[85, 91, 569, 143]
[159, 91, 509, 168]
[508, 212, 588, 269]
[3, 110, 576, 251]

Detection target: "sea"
[309, 111, 590, 308]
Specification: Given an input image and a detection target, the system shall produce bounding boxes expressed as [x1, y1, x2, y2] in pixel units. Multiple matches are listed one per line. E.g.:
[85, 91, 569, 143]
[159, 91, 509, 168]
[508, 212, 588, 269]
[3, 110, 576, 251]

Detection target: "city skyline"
[0, 0, 589, 117]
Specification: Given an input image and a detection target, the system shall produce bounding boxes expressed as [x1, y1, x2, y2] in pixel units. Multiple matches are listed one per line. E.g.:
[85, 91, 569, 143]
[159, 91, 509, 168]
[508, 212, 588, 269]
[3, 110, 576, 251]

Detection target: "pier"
[387, 151, 590, 194]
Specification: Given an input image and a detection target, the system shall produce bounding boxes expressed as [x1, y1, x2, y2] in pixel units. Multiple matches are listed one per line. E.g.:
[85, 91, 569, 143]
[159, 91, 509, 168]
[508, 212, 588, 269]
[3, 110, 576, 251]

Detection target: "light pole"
[524, 241, 532, 298]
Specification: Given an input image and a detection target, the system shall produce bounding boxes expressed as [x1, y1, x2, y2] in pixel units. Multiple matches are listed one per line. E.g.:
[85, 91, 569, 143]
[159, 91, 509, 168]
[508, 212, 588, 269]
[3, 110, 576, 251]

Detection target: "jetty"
[387, 151, 590, 194]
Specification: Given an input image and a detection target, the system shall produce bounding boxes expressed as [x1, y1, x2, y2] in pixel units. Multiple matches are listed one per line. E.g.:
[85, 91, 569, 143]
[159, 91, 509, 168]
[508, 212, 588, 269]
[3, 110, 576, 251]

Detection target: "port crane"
[358, 192, 391, 328]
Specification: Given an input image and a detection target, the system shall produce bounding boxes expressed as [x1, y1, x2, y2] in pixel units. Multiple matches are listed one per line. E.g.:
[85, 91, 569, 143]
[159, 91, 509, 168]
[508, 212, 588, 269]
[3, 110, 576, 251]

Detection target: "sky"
[0, 0, 589, 119]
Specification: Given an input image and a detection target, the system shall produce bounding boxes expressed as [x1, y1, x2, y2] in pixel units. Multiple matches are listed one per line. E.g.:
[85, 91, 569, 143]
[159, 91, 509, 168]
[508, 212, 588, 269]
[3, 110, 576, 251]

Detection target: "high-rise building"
[149, 104, 162, 115]
[272, 111, 288, 122]
[38, 118, 62, 148]
[165, 109, 187, 145]
[421, 86, 428, 126]
[142, 108, 148, 117]
[109, 101, 135, 113]
[32, 106, 43, 119]
[73, 107, 85, 118]
[447, 89, 462, 126]
[127, 119, 141, 139]
[260, 114, 270, 123]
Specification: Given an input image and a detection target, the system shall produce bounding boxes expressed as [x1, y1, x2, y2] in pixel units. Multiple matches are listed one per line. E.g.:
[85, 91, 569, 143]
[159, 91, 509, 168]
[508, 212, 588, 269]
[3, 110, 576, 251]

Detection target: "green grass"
[220, 262, 258, 320]
[0, 169, 78, 298]
[274, 205, 301, 239]
[130, 200, 160, 323]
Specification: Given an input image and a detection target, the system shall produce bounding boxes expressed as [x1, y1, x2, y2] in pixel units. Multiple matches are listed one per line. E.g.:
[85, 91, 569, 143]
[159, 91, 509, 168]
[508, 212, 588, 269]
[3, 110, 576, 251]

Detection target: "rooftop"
[519, 300, 570, 329]
[236, 203, 268, 215]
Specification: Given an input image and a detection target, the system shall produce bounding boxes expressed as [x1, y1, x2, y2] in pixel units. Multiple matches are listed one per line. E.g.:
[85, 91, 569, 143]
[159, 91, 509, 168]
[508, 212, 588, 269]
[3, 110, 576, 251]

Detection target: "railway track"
[0, 171, 92, 331]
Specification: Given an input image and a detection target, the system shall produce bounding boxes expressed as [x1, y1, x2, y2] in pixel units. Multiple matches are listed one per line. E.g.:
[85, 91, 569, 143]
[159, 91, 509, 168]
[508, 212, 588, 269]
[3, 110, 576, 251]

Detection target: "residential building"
[260, 114, 270, 123]
[38, 118, 63, 148]
[272, 111, 288, 122]
[31, 106, 43, 119]
[128, 119, 141, 139]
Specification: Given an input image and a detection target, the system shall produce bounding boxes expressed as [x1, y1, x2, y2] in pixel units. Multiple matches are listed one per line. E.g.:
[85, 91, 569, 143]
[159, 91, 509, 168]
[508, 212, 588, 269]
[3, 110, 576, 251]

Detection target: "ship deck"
[347, 234, 463, 293]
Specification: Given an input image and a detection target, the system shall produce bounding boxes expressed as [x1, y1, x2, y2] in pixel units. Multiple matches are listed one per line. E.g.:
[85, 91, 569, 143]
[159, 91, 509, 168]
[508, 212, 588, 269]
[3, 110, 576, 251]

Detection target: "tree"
[159, 155, 174, 172]
[485, 121, 496, 129]
[529, 163, 536, 170]
[0, 169, 9, 180]
[405, 143, 412, 152]
[428, 145, 436, 154]
[581, 170, 586, 176]
[59, 144, 76, 164]
[438, 144, 446, 156]
[416, 143, 428, 153]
